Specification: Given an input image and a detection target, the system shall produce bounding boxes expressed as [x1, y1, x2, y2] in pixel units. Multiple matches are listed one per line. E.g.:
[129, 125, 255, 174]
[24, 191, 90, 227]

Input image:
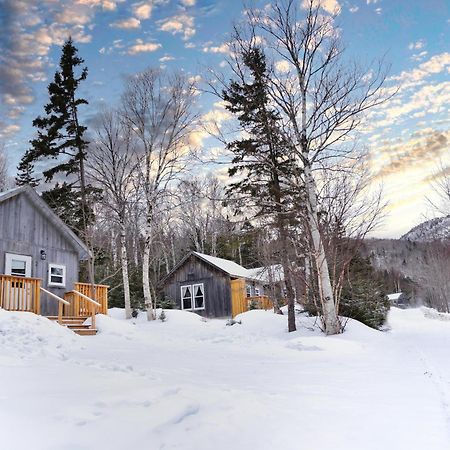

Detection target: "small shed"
[387, 292, 409, 307]
[0, 186, 91, 315]
[161, 251, 281, 318]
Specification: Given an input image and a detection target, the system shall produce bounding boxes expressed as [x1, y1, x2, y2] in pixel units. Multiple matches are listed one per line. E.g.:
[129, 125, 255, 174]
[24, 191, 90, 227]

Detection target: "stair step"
[66, 324, 91, 329]
[72, 328, 97, 336]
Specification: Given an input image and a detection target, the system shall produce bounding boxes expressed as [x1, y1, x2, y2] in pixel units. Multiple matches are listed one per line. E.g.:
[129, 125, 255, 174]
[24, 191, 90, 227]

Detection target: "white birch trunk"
[120, 221, 132, 319]
[304, 165, 341, 335]
[142, 219, 155, 321]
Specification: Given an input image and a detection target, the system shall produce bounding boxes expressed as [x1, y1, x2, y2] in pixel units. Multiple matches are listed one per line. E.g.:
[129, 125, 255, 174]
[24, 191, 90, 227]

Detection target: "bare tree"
[121, 69, 197, 320]
[226, 0, 390, 334]
[0, 142, 10, 192]
[88, 109, 140, 319]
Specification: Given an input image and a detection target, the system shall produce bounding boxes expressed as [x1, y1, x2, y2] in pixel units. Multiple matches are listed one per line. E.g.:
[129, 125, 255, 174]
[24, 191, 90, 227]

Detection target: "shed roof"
[387, 292, 404, 301]
[162, 250, 284, 285]
[192, 252, 251, 279]
[0, 186, 90, 260]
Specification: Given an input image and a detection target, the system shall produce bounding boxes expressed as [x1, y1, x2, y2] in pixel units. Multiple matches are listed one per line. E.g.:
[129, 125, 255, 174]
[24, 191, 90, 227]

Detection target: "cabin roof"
[192, 252, 251, 279]
[387, 292, 404, 300]
[162, 251, 284, 285]
[0, 186, 90, 260]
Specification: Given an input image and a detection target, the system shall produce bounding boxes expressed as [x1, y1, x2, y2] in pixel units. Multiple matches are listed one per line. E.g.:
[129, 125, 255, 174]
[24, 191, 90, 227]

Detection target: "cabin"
[387, 292, 409, 308]
[161, 251, 283, 318]
[0, 186, 108, 335]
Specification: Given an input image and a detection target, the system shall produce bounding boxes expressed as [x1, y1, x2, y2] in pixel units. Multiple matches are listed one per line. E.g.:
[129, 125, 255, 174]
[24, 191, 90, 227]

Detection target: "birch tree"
[232, 0, 390, 334]
[121, 69, 197, 320]
[89, 109, 139, 319]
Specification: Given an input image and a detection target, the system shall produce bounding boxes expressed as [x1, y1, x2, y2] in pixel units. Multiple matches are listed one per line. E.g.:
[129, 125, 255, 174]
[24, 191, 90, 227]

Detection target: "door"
[4, 253, 33, 310]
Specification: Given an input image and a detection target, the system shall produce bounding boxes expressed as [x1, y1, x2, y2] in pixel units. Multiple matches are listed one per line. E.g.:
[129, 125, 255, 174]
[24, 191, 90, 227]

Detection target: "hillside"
[1, 307, 450, 450]
[401, 215, 450, 242]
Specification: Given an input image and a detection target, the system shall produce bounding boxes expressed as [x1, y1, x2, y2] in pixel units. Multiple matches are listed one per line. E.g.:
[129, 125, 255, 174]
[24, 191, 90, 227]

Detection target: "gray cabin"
[0, 186, 90, 315]
[161, 251, 282, 318]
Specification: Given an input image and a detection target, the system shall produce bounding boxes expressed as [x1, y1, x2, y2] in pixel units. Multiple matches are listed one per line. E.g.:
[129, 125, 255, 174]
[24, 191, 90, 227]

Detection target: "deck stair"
[47, 316, 97, 336]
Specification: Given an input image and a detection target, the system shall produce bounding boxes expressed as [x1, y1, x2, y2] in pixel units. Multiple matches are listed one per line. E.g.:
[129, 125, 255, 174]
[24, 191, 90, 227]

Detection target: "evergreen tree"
[17, 37, 97, 234]
[222, 47, 300, 331]
[16, 157, 40, 187]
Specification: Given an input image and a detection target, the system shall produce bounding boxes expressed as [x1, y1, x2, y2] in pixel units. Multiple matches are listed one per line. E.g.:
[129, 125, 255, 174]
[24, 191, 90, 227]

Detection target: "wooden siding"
[162, 254, 232, 318]
[0, 193, 80, 315]
[231, 278, 273, 317]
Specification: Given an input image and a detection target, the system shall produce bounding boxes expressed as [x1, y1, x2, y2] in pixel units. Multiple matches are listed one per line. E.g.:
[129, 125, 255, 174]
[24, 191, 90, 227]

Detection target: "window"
[181, 283, 205, 310]
[254, 287, 260, 297]
[246, 285, 252, 297]
[48, 264, 66, 287]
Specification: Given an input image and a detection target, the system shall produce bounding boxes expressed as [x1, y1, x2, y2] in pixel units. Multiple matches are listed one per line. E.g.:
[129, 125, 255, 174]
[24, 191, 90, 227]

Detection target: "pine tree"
[16, 157, 40, 187]
[17, 37, 99, 291]
[222, 47, 300, 332]
[17, 37, 97, 233]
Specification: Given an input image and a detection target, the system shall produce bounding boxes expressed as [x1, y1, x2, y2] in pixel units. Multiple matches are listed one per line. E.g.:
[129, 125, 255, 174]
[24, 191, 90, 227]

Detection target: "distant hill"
[401, 215, 450, 242]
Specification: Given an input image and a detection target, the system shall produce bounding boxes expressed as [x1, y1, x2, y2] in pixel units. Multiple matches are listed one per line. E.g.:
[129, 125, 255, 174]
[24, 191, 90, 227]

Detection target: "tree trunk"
[120, 220, 132, 319]
[304, 164, 341, 335]
[142, 218, 155, 321]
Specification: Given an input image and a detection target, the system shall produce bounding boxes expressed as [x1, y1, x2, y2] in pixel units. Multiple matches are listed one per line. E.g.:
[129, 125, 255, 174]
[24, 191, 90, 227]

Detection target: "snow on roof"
[246, 265, 284, 283]
[193, 252, 251, 279]
[193, 252, 284, 283]
[387, 293, 404, 300]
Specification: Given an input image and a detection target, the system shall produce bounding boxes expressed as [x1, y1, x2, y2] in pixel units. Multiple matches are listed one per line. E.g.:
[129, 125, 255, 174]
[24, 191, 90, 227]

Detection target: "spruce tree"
[17, 37, 97, 234]
[222, 47, 300, 331]
[16, 157, 40, 187]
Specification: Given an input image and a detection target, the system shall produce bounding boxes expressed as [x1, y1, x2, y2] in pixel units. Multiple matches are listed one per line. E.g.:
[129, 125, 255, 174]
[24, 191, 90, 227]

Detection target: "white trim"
[5, 253, 32, 278]
[180, 283, 205, 311]
[48, 263, 66, 287]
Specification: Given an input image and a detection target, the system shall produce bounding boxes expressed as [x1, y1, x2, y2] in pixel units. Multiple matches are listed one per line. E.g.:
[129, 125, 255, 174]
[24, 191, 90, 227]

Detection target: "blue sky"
[1, 0, 449, 237]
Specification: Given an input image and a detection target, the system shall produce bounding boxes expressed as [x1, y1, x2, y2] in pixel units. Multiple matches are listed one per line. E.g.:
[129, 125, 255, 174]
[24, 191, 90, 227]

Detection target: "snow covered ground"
[1, 306, 450, 450]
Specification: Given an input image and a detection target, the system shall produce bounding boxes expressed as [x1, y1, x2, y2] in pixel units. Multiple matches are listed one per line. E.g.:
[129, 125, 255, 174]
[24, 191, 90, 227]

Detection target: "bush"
[339, 256, 390, 329]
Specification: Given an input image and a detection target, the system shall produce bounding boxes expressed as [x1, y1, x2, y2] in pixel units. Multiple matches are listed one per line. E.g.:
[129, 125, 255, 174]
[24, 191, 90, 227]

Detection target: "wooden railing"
[63, 283, 107, 329]
[40, 287, 70, 325]
[74, 283, 108, 314]
[0, 275, 41, 313]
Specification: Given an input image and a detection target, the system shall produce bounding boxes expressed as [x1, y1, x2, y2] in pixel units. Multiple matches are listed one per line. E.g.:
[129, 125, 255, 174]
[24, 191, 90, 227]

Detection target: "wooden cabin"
[0, 186, 108, 335]
[161, 251, 281, 318]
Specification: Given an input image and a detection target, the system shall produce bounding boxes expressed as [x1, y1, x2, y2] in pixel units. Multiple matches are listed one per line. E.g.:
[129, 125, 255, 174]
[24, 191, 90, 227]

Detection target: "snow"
[387, 292, 404, 301]
[193, 251, 252, 278]
[246, 264, 284, 283]
[1, 306, 450, 449]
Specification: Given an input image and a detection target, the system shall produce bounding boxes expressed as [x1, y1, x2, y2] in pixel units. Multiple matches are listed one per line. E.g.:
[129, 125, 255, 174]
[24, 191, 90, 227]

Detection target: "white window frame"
[254, 287, 260, 296]
[48, 263, 66, 287]
[5, 253, 32, 278]
[180, 283, 205, 311]
[246, 284, 252, 297]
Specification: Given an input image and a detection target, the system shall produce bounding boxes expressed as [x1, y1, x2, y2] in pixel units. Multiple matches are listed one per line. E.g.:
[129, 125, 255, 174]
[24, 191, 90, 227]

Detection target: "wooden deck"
[230, 278, 273, 317]
[0, 274, 108, 335]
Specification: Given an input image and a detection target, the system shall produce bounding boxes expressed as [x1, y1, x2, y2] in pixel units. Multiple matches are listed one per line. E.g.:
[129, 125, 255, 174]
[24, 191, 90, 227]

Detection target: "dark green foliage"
[158, 296, 175, 309]
[222, 46, 297, 218]
[16, 158, 40, 187]
[339, 255, 390, 329]
[17, 37, 97, 232]
[42, 183, 100, 235]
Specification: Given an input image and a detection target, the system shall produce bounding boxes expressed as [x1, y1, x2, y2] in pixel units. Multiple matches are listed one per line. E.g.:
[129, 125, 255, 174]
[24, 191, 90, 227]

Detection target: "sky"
[0, 0, 449, 239]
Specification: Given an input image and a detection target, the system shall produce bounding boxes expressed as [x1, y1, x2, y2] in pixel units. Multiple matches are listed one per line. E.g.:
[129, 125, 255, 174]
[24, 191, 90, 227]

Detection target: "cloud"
[133, 2, 153, 20]
[275, 60, 290, 73]
[202, 43, 230, 54]
[0, 123, 21, 138]
[111, 17, 141, 28]
[158, 14, 195, 40]
[302, 0, 341, 15]
[127, 39, 161, 55]
[0, 0, 108, 134]
[349, 5, 359, 13]
[372, 129, 450, 179]
[181, 0, 196, 6]
[408, 40, 425, 51]
[159, 55, 175, 62]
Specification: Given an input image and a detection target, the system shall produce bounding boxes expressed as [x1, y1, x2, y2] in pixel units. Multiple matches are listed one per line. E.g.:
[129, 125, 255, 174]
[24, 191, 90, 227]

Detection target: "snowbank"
[0, 308, 80, 360]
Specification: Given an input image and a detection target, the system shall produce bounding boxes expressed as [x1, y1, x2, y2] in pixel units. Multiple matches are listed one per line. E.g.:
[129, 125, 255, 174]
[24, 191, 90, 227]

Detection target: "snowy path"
[1, 307, 450, 450]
